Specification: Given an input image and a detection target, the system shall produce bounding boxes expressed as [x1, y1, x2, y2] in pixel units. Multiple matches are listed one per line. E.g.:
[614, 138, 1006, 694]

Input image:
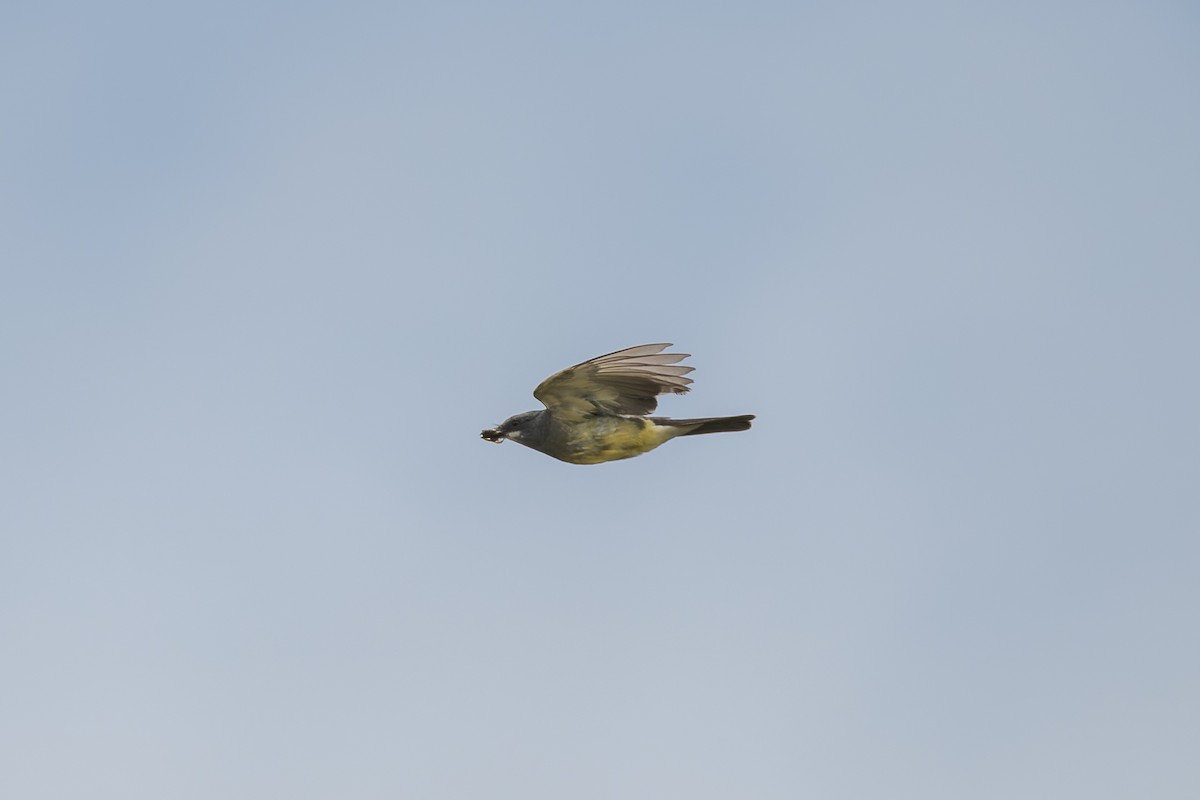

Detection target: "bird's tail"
[651, 414, 755, 436]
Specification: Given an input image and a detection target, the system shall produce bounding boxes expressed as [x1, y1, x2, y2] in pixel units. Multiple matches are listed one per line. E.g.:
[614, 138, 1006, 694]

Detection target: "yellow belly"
[566, 417, 674, 464]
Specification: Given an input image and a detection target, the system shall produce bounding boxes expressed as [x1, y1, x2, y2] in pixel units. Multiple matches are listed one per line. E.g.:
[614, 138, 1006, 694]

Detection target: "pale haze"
[2, 2, 1198, 798]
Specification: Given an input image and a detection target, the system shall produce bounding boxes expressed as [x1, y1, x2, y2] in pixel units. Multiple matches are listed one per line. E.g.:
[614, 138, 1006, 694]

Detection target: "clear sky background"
[2, 2, 1198, 798]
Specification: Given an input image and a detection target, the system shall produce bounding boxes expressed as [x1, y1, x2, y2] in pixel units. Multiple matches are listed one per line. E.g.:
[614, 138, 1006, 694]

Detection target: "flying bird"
[481, 343, 754, 464]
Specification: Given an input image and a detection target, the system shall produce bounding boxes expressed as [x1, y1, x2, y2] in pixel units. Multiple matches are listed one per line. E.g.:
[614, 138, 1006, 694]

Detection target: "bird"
[481, 343, 754, 464]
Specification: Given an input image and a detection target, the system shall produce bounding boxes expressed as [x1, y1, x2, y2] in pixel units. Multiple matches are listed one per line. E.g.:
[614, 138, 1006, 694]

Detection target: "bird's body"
[481, 344, 754, 464]
[515, 413, 665, 465]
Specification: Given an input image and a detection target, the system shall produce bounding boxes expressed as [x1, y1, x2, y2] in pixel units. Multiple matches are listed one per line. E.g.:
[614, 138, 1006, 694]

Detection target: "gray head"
[480, 410, 544, 445]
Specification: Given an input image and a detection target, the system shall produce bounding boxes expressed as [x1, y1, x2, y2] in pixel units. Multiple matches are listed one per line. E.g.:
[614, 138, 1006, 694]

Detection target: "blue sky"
[2, 2, 1198, 798]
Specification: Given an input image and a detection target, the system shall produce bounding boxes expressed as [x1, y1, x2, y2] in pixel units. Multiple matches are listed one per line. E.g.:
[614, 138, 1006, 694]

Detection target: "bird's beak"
[481, 427, 505, 443]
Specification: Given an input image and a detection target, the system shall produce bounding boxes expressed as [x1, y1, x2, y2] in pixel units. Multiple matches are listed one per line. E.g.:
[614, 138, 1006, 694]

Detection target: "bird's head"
[480, 410, 541, 444]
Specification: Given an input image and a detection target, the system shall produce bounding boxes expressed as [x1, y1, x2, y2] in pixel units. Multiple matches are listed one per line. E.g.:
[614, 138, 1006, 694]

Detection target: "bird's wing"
[533, 343, 694, 421]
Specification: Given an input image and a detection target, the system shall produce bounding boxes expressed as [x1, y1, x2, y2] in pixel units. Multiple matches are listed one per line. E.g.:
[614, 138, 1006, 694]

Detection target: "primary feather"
[532, 343, 695, 421]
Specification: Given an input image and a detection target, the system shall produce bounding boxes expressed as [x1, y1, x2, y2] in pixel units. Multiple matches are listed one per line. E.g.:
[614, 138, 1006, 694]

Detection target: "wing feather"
[533, 343, 695, 420]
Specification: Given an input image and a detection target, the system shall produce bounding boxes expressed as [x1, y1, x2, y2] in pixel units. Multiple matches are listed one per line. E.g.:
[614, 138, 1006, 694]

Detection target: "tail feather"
[651, 414, 755, 436]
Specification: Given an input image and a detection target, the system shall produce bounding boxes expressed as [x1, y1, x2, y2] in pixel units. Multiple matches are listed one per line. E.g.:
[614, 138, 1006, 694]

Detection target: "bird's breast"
[559, 416, 673, 464]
